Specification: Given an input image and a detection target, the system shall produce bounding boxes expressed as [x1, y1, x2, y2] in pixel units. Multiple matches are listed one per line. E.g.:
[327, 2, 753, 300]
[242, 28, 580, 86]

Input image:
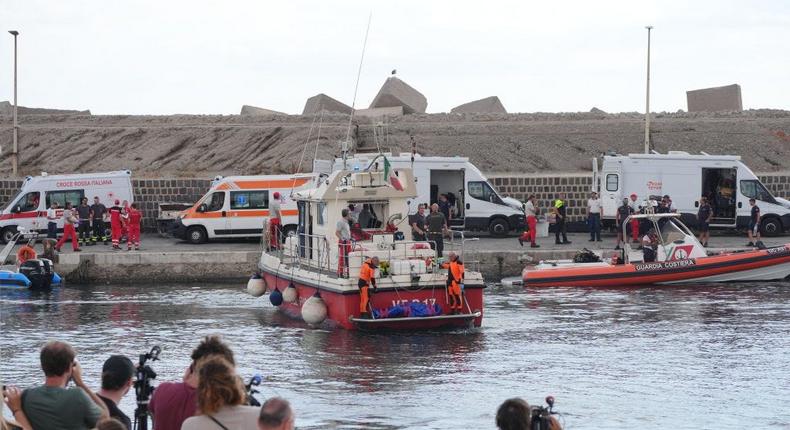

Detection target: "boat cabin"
[620, 213, 708, 264]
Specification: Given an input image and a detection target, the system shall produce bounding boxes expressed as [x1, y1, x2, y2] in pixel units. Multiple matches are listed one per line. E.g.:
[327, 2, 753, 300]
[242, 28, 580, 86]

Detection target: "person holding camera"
[149, 335, 235, 430]
[181, 356, 259, 430]
[9, 340, 109, 430]
[496, 397, 562, 430]
[97, 355, 135, 430]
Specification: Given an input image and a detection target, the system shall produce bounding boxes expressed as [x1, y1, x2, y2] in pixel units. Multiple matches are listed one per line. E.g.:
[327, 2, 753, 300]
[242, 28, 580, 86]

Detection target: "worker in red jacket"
[109, 200, 123, 250]
[127, 203, 142, 251]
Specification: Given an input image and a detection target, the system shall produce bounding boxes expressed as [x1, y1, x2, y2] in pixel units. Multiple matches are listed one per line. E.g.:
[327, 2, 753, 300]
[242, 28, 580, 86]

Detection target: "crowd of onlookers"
[2, 336, 560, 430]
[1, 336, 293, 430]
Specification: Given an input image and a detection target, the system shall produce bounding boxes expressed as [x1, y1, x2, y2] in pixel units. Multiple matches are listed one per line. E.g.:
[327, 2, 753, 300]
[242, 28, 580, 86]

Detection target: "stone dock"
[45, 233, 782, 285]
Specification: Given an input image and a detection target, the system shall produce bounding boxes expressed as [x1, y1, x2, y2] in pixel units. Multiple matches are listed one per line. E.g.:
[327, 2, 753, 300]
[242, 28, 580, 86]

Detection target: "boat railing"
[446, 230, 481, 273]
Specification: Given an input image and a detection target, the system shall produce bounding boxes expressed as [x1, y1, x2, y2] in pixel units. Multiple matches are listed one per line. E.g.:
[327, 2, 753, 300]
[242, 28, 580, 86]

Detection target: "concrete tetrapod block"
[369, 77, 427, 114]
[302, 93, 352, 115]
[240, 105, 288, 116]
[354, 106, 404, 119]
[450, 96, 507, 114]
[686, 84, 743, 112]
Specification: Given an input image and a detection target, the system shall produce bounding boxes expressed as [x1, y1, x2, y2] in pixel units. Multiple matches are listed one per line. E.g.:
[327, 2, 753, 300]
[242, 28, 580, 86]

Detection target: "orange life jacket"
[359, 259, 376, 283]
[443, 259, 465, 284]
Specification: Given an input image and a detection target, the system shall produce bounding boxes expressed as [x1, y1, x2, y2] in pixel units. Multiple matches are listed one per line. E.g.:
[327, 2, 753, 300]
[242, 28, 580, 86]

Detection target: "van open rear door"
[600, 164, 622, 219]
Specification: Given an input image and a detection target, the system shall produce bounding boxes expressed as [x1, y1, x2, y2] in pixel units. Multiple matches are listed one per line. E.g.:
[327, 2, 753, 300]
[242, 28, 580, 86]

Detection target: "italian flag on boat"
[383, 156, 404, 191]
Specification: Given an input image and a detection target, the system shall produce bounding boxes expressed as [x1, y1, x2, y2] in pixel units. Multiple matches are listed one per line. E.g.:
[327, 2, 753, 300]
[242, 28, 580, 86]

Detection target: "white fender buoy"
[246, 274, 267, 297]
[282, 282, 298, 303]
[301, 291, 328, 325]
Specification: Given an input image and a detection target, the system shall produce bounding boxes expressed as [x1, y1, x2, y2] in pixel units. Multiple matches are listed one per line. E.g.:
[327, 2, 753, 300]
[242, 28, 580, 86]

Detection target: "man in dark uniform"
[426, 203, 448, 258]
[615, 198, 633, 250]
[76, 197, 92, 246]
[552, 193, 571, 245]
[747, 198, 760, 247]
[697, 196, 712, 247]
[410, 204, 427, 241]
[90, 196, 108, 245]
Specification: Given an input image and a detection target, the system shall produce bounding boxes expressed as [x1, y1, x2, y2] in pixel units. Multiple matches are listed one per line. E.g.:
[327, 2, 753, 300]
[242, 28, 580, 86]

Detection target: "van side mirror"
[12, 205, 21, 213]
[197, 203, 208, 213]
[694, 201, 699, 208]
[738, 202, 743, 208]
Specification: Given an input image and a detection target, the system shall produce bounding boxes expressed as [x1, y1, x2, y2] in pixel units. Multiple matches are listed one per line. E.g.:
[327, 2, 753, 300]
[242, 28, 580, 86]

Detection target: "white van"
[0, 171, 134, 243]
[316, 153, 526, 236]
[594, 152, 790, 235]
[172, 173, 317, 244]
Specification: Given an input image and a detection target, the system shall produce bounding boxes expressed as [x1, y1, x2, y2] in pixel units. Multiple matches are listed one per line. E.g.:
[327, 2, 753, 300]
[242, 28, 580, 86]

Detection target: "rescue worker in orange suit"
[109, 200, 124, 250]
[269, 191, 282, 250]
[441, 252, 465, 314]
[127, 202, 142, 251]
[357, 256, 379, 318]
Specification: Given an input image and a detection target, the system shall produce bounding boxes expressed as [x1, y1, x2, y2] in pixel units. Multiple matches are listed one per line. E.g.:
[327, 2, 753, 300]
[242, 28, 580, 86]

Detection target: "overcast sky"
[2, 0, 789, 115]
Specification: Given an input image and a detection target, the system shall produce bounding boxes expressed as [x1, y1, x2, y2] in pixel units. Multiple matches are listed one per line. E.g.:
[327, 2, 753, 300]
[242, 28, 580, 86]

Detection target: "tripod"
[133, 346, 160, 430]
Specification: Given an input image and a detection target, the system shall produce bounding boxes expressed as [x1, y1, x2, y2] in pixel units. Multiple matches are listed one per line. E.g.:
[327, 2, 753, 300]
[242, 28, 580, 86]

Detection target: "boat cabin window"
[661, 219, 688, 244]
[348, 201, 387, 229]
[230, 190, 269, 210]
[46, 190, 84, 210]
[205, 192, 225, 212]
[317, 202, 327, 226]
[606, 174, 619, 192]
[468, 181, 503, 205]
[739, 180, 776, 204]
[17, 191, 41, 212]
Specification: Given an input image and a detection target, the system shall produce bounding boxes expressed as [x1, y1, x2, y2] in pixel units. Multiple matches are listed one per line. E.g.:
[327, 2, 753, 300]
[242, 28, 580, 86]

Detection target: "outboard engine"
[19, 259, 52, 290]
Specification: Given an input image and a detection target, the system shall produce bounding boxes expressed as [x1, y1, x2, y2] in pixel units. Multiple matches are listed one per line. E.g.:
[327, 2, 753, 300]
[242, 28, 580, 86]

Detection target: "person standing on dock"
[55, 202, 81, 252]
[269, 192, 282, 249]
[90, 196, 108, 245]
[587, 191, 602, 242]
[46, 201, 59, 239]
[336, 209, 353, 277]
[697, 196, 712, 247]
[76, 197, 92, 247]
[357, 256, 379, 318]
[519, 194, 539, 248]
[426, 203, 448, 258]
[127, 203, 142, 251]
[552, 193, 571, 245]
[747, 198, 761, 247]
[109, 200, 123, 250]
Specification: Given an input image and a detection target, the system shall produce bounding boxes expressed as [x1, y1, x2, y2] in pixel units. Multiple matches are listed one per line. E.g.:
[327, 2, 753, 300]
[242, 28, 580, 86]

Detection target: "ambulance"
[594, 151, 790, 236]
[172, 174, 317, 244]
[0, 171, 134, 243]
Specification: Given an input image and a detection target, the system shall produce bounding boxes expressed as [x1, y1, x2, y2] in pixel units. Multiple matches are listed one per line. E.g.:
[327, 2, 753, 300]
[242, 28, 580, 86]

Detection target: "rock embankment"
[1, 110, 789, 177]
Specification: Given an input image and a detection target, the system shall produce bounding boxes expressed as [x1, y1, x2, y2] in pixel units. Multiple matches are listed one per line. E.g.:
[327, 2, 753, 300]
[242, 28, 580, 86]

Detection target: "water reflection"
[2, 282, 790, 429]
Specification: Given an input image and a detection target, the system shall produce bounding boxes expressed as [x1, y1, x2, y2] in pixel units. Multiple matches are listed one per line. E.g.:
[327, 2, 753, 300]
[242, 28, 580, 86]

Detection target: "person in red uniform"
[441, 251, 465, 314]
[55, 202, 82, 252]
[127, 203, 142, 251]
[357, 256, 379, 318]
[109, 200, 123, 250]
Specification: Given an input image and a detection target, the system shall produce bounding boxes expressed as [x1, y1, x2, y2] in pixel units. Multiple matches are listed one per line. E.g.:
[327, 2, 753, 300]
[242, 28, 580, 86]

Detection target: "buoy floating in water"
[282, 282, 298, 303]
[246, 273, 266, 297]
[269, 287, 283, 306]
[301, 291, 327, 325]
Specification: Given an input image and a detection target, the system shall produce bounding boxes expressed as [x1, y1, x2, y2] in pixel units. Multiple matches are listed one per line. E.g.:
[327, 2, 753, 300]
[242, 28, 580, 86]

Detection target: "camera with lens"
[133, 346, 161, 430]
[530, 396, 559, 430]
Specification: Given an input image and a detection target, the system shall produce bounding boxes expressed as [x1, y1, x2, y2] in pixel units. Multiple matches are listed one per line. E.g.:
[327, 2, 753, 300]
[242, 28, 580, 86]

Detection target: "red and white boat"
[523, 213, 790, 287]
[251, 162, 484, 330]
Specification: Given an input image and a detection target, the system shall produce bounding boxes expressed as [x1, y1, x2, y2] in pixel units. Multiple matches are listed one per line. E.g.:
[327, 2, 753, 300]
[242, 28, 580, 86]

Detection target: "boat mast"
[343, 12, 372, 170]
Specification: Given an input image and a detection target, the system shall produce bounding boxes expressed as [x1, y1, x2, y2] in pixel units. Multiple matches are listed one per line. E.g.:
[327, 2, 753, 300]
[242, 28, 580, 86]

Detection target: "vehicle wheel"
[186, 226, 208, 244]
[281, 225, 297, 243]
[488, 218, 509, 237]
[760, 217, 782, 237]
[1, 226, 18, 244]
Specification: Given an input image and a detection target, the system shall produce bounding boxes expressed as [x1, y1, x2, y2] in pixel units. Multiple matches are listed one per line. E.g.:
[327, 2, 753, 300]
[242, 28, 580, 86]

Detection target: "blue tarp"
[373, 302, 443, 319]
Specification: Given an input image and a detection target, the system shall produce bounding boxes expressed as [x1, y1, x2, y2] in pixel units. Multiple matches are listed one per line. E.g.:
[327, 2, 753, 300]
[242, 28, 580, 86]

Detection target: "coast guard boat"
[250, 159, 484, 330]
[523, 213, 790, 287]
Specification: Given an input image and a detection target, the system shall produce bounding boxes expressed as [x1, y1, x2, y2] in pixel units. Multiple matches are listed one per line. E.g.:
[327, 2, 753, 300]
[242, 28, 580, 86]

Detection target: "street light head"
[9, 30, 19, 36]
[645, 26, 653, 30]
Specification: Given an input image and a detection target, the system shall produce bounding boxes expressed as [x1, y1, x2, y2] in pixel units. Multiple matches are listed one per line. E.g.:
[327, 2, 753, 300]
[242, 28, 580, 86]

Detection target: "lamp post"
[644, 26, 653, 154]
[8, 30, 19, 176]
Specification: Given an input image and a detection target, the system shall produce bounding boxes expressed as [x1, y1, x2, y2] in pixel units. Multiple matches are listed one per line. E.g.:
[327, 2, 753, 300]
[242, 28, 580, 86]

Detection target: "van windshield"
[740, 180, 776, 204]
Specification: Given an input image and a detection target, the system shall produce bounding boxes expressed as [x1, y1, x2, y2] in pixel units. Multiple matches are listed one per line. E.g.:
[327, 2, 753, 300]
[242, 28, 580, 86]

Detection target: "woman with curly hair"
[181, 356, 259, 429]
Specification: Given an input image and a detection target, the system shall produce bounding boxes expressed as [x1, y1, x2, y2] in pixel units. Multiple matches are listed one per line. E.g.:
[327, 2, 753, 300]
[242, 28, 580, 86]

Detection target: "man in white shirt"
[336, 209, 353, 277]
[628, 193, 642, 243]
[46, 201, 59, 239]
[587, 192, 602, 242]
[519, 195, 539, 248]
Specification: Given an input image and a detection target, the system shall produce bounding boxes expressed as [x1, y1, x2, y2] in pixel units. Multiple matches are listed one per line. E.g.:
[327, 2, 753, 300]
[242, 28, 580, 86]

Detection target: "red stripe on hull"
[523, 247, 790, 287]
[261, 272, 484, 330]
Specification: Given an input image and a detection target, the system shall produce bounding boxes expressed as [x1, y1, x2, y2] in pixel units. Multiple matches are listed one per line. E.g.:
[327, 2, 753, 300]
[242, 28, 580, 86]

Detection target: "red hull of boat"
[260, 271, 484, 330]
[523, 245, 790, 287]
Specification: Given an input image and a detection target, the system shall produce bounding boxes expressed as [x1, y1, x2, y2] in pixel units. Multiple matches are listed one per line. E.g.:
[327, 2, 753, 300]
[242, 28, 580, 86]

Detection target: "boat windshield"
[661, 218, 690, 243]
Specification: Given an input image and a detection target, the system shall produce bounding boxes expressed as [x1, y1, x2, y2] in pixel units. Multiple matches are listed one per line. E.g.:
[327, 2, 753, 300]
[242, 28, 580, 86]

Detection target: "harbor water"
[2, 282, 790, 429]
